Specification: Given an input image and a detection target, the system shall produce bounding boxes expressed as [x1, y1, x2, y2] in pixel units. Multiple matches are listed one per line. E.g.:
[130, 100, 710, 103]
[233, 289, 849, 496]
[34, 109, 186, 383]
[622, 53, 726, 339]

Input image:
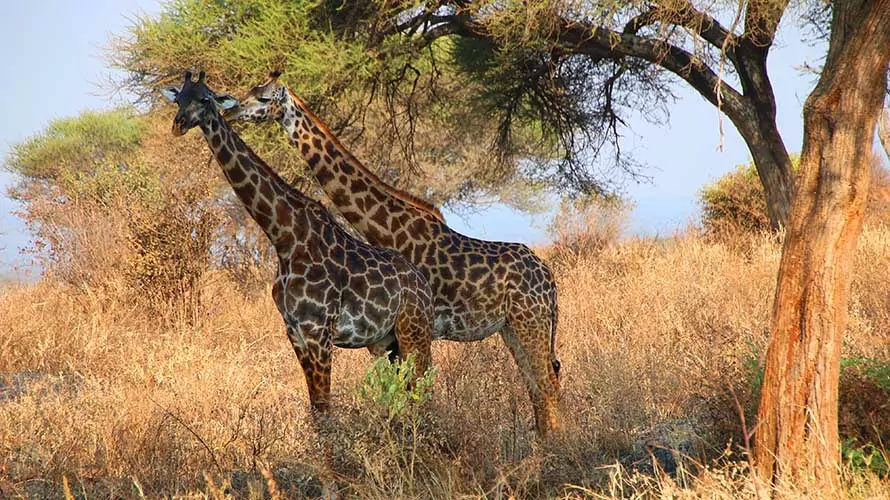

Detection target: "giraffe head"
[161, 71, 239, 136]
[223, 71, 288, 123]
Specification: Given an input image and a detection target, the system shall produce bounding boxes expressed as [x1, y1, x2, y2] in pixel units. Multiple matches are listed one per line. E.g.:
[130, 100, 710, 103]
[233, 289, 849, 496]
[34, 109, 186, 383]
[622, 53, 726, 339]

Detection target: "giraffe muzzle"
[221, 105, 243, 121]
[171, 116, 189, 136]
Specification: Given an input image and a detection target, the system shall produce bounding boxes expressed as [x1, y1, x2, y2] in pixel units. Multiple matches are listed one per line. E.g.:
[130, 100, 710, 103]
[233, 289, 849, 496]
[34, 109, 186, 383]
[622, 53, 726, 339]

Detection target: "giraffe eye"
[257, 97, 271, 104]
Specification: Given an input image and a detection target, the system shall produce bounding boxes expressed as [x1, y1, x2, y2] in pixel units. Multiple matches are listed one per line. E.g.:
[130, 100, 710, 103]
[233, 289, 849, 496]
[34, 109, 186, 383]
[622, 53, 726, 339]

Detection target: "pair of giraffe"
[162, 71, 561, 437]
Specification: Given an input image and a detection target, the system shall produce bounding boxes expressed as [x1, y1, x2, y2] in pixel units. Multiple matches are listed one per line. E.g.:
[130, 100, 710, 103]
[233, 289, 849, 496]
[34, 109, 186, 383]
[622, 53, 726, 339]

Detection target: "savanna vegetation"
[2, 198, 890, 498]
[2, 0, 890, 498]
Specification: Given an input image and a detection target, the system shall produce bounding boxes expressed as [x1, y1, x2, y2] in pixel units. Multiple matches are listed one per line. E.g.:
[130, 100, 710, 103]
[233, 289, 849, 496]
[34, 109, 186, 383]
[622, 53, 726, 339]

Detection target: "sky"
[0, 1, 826, 278]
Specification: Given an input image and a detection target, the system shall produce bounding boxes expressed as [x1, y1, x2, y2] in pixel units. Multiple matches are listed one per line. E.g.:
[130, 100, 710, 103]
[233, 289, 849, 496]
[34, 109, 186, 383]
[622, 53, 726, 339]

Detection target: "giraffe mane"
[287, 89, 445, 223]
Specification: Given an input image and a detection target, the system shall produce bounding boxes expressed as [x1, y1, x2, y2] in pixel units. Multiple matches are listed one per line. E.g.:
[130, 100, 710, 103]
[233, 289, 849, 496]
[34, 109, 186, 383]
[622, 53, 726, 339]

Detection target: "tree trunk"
[731, 107, 795, 230]
[734, 36, 796, 230]
[753, 1, 890, 495]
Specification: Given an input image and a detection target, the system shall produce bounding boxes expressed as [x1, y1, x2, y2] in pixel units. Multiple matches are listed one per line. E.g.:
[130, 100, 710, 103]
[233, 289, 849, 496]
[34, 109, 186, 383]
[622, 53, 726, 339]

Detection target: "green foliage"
[700, 155, 890, 238]
[743, 346, 890, 455]
[7, 108, 152, 201]
[5, 109, 220, 313]
[360, 354, 436, 422]
[109, 0, 576, 210]
[742, 340, 765, 398]
[842, 439, 889, 477]
[841, 356, 890, 391]
[699, 158, 797, 238]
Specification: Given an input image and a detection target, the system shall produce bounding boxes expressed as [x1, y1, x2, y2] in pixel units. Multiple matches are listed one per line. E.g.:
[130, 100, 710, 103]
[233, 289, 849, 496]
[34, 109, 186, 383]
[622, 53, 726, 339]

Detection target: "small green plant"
[841, 356, 890, 391]
[360, 354, 436, 421]
[842, 439, 889, 477]
[741, 340, 765, 398]
[355, 354, 439, 493]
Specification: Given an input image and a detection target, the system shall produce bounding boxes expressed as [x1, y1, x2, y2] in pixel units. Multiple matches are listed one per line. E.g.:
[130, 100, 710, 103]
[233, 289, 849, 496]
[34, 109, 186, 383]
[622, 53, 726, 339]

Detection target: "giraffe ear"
[160, 87, 180, 102]
[212, 93, 240, 110]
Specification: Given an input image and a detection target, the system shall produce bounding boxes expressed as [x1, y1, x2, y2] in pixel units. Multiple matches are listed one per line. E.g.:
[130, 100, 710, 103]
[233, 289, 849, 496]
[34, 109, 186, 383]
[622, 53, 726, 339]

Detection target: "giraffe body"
[162, 72, 433, 413]
[227, 73, 561, 435]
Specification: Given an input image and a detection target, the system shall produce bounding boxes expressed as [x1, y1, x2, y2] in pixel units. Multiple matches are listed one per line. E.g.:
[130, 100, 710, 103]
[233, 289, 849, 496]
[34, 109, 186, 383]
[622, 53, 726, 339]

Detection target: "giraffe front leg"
[500, 324, 561, 438]
[288, 324, 333, 414]
[286, 324, 338, 494]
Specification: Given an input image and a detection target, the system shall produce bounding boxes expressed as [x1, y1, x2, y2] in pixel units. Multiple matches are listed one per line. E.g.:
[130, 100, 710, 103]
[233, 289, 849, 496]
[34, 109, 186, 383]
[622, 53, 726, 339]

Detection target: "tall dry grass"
[1, 227, 889, 498]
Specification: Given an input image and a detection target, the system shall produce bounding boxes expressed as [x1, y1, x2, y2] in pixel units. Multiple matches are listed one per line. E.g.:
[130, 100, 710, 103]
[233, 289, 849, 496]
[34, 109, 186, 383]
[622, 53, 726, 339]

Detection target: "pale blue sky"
[0, 1, 825, 277]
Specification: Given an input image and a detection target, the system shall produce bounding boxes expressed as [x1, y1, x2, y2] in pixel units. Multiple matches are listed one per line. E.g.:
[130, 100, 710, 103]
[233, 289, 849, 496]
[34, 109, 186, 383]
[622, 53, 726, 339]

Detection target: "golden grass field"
[1, 228, 889, 498]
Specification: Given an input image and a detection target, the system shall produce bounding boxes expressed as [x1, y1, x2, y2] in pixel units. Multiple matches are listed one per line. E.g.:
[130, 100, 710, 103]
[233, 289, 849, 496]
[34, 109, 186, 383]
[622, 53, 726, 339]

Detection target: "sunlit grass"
[1, 227, 888, 498]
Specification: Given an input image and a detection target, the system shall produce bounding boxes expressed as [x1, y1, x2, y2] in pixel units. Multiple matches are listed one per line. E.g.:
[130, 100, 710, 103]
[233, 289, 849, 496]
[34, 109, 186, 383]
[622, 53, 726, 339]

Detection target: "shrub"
[5, 109, 222, 315]
[546, 196, 630, 265]
[700, 154, 890, 239]
[360, 354, 436, 422]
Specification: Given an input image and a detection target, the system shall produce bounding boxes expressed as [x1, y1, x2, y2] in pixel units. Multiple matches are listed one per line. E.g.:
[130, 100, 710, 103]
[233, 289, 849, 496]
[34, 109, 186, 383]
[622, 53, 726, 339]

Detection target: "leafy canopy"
[110, 0, 625, 209]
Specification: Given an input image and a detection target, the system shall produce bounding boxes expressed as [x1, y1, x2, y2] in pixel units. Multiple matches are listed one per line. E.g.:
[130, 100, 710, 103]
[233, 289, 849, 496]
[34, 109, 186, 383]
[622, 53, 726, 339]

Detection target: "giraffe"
[160, 71, 434, 417]
[225, 72, 561, 436]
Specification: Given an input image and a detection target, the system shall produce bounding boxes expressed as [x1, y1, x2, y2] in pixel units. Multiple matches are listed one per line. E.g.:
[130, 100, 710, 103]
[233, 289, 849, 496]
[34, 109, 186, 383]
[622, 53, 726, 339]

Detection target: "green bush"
[700, 155, 890, 239]
[842, 439, 889, 478]
[360, 354, 436, 422]
[741, 349, 890, 455]
[699, 157, 797, 238]
[5, 109, 221, 315]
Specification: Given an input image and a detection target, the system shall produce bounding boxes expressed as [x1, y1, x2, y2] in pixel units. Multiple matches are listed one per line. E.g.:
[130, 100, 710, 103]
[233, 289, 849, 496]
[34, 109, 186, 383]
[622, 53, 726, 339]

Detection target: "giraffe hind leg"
[385, 337, 401, 364]
[500, 322, 561, 437]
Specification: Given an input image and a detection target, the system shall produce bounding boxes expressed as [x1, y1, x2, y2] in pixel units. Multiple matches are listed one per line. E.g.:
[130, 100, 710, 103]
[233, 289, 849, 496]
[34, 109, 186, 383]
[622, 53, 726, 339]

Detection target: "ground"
[1, 228, 888, 498]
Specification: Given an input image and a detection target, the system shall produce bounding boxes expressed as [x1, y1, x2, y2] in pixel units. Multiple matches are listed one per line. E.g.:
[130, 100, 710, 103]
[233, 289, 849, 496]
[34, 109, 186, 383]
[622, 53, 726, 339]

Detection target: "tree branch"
[399, 4, 748, 122]
[743, 0, 790, 48]
[555, 21, 748, 121]
[623, 2, 736, 60]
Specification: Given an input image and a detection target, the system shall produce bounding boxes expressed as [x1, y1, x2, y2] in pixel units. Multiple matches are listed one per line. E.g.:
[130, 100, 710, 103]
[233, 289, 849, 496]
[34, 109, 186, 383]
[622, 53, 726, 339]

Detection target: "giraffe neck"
[278, 89, 445, 248]
[200, 109, 316, 254]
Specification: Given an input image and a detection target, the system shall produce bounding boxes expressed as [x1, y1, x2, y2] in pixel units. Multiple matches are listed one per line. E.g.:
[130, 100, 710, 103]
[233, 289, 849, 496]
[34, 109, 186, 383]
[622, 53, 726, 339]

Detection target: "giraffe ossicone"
[227, 71, 562, 436]
[162, 70, 435, 415]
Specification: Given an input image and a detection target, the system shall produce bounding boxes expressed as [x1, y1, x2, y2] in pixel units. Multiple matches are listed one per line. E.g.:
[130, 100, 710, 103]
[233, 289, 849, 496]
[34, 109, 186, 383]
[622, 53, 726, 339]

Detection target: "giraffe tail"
[550, 287, 561, 379]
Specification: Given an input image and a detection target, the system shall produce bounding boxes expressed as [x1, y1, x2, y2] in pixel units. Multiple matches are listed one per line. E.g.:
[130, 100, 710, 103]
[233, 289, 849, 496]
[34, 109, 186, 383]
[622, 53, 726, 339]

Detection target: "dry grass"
[1, 227, 889, 498]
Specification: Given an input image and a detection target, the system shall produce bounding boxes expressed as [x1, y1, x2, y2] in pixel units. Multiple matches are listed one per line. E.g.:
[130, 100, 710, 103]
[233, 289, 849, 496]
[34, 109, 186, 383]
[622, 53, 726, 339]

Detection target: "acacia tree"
[754, 0, 890, 493]
[336, 0, 798, 228]
[110, 0, 557, 214]
[116, 1, 814, 225]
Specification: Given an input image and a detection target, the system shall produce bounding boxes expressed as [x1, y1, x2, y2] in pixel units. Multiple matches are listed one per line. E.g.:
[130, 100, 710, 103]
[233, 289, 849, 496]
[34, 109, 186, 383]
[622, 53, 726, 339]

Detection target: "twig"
[727, 380, 767, 500]
[147, 395, 223, 473]
[715, 1, 746, 152]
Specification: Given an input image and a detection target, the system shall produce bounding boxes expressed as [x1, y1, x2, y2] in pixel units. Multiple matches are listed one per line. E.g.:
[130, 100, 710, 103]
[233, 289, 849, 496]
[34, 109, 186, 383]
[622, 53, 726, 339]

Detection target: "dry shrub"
[2, 227, 890, 498]
[546, 197, 630, 267]
[6, 109, 228, 320]
[700, 155, 890, 241]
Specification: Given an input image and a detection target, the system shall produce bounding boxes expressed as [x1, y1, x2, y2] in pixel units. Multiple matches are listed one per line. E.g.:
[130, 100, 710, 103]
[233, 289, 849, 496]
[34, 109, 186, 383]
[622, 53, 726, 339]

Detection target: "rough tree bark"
[754, 0, 890, 495]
